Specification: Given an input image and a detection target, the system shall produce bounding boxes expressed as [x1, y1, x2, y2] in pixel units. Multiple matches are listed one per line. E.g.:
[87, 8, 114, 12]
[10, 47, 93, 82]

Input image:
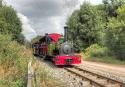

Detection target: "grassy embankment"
[0, 34, 34, 87]
[0, 34, 65, 87]
[82, 44, 125, 65]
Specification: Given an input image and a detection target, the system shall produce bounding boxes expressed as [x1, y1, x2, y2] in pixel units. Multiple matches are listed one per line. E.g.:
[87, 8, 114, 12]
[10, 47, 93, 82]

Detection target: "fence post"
[27, 61, 33, 87]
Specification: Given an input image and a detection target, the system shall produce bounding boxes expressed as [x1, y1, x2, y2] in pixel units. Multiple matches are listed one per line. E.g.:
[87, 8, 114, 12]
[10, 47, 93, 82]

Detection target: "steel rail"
[64, 67, 106, 87]
[64, 66, 125, 87]
[73, 66, 125, 87]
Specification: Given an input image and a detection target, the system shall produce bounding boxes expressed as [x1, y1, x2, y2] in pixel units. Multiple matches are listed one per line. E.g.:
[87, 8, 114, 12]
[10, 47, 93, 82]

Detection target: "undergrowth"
[83, 44, 125, 64]
[0, 34, 34, 87]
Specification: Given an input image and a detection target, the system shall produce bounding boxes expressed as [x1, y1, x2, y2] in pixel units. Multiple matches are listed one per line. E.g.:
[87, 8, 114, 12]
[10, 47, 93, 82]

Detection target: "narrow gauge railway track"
[64, 66, 125, 87]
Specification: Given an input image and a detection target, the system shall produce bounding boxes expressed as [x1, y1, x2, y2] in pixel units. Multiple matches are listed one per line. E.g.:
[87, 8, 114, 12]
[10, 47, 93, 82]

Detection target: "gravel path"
[81, 61, 125, 75]
[76, 61, 125, 84]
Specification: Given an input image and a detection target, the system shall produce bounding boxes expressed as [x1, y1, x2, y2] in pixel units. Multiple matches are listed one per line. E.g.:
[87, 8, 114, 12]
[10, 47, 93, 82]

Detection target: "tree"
[66, 10, 79, 41]
[31, 35, 43, 44]
[0, 0, 2, 7]
[105, 3, 125, 60]
[0, 4, 24, 44]
[67, 2, 101, 49]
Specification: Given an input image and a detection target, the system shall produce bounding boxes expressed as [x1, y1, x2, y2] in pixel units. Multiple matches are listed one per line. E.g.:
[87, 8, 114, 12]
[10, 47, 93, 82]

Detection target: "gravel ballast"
[76, 61, 125, 84]
[36, 58, 125, 87]
[36, 59, 93, 87]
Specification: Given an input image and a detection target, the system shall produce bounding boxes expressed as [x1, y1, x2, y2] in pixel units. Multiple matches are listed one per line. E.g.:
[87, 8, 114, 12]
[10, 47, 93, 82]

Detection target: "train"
[32, 26, 82, 65]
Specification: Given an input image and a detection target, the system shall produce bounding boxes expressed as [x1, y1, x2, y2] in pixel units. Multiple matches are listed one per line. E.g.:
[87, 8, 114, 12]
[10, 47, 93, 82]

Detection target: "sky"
[5, 0, 102, 41]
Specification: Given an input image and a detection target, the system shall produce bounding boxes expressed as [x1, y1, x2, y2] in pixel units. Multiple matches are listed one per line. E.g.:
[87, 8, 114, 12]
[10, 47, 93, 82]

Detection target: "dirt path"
[81, 61, 125, 77]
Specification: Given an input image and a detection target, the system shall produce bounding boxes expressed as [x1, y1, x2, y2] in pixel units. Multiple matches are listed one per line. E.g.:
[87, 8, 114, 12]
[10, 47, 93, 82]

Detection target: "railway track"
[36, 57, 125, 87]
[64, 66, 125, 87]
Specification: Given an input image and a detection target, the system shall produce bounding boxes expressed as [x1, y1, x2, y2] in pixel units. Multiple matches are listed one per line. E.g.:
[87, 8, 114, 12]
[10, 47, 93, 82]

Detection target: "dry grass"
[0, 35, 34, 87]
[32, 61, 66, 87]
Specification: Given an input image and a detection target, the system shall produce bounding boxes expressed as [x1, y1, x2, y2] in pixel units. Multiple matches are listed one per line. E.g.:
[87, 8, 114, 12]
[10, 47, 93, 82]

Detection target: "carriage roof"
[39, 33, 63, 43]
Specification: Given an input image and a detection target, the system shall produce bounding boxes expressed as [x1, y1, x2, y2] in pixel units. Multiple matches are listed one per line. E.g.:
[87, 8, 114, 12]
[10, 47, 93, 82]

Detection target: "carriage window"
[58, 38, 64, 44]
[47, 36, 52, 44]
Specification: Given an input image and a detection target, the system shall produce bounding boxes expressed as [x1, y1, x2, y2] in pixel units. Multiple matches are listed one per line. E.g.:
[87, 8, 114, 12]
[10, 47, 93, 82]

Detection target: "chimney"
[64, 26, 68, 42]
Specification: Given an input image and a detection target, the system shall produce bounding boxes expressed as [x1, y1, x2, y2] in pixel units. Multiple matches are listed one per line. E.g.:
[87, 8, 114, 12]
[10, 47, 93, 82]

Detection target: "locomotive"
[32, 26, 82, 65]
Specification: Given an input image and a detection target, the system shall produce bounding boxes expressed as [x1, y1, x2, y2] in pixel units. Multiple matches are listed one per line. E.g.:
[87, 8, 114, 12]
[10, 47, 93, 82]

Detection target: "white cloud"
[5, 0, 102, 40]
[17, 13, 37, 41]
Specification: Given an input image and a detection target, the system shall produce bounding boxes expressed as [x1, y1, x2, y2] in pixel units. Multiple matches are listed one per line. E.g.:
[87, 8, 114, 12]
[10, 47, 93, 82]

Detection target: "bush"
[105, 23, 125, 60]
[0, 34, 34, 87]
[83, 44, 125, 64]
[0, 4, 24, 44]
[84, 44, 108, 58]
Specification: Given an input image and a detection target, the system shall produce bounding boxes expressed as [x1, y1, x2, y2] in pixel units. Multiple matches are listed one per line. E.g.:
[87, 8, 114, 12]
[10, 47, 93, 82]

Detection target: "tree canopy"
[0, 1, 24, 44]
[67, 1, 103, 49]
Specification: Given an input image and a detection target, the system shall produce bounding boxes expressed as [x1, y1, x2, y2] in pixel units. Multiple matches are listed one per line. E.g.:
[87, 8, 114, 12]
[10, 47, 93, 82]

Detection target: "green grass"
[85, 56, 125, 65]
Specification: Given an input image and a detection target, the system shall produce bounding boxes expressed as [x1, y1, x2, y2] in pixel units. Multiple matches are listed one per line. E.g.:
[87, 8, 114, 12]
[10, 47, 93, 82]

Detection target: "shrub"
[0, 34, 34, 87]
[84, 44, 108, 58]
[104, 16, 125, 60]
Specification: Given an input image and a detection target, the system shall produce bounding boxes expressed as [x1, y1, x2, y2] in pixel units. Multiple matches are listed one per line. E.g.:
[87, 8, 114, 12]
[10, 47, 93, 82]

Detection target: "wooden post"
[27, 61, 33, 87]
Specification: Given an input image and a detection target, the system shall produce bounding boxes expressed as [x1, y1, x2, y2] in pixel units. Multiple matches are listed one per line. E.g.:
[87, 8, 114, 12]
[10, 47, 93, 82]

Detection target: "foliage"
[83, 44, 125, 64]
[31, 35, 43, 44]
[67, 1, 103, 49]
[103, 1, 125, 60]
[105, 12, 125, 60]
[0, 1, 29, 86]
[0, 0, 2, 7]
[83, 44, 108, 58]
[0, 2, 24, 44]
[0, 34, 34, 87]
[86, 56, 125, 64]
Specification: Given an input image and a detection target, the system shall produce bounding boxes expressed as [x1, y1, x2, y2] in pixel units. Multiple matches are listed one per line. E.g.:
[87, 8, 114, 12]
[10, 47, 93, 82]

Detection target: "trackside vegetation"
[83, 44, 125, 64]
[67, 0, 125, 64]
[0, 34, 33, 87]
[0, 1, 32, 86]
